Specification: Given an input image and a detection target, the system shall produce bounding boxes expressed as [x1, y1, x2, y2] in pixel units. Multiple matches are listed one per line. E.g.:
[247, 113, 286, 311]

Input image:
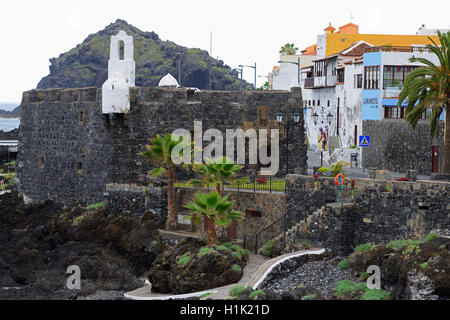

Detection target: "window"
[354, 74, 362, 88]
[317, 100, 320, 106]
[383, 66, 419, 89]
[384, 107, 405, 119]
[39, 157, 44, 169]
[313, 100, 315, 106]
[364, 66, 380, 89]
[327, 100, 330, 107]
[79, 110, 85, 125]
[118, 40, 125, 60]
[246, 209, 262, 218]
[76, 161, 83, 174]
[337, 69, 345, 83]
[309, 100, 311, 106]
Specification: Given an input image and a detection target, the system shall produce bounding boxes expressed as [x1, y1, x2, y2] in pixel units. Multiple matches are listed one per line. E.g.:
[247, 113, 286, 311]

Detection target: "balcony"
[384, 87, 402, 98]
[365, 46, 432, 53]
[305, 77, 315, 88]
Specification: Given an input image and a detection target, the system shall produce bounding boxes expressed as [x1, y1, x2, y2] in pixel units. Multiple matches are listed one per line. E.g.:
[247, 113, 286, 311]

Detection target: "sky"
[0, 0, 448, 103]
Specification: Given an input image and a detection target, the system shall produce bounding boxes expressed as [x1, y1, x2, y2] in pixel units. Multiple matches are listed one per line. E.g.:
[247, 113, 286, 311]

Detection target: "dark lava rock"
[0, 191, 165, 300]
[148, 238, 248, 294]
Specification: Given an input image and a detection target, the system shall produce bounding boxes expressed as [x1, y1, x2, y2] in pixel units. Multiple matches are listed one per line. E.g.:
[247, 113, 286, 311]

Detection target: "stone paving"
[124, 248, 324, 300]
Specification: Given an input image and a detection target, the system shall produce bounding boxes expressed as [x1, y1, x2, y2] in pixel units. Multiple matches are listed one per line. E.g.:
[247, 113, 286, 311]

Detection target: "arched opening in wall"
[246, 209, 262, 218]
[79, 110, 85, 126]
[118, 40, 125, 60]
[76, 161, 83, 174]
[39, 157, 45, 169]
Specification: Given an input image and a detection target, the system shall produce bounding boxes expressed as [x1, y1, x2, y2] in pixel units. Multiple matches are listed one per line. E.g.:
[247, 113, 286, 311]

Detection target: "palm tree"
[398, 31, 449, 174]
[189, 156, 246, 240]
[139, 134, 189, 231]
[185, 191, 243, 245]
[190, 156, 245, 195]
[279, 43, 299, 55]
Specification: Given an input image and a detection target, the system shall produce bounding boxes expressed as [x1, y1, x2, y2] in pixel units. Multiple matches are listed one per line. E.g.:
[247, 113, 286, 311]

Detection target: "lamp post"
[276, 112, 301, 175]
[239, 63, 257, 90]
[278, 57, 301, 87]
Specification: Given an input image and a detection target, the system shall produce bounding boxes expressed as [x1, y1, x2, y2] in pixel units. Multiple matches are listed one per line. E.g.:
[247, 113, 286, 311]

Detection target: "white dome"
[158, 73, 179, 87]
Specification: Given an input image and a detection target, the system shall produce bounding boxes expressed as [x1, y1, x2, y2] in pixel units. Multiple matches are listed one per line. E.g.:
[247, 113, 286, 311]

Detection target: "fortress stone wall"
[16, 86, 306, 206]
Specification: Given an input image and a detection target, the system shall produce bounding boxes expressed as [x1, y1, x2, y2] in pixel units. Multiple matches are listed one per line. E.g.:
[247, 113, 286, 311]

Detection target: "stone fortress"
[16, 30, 307, 206]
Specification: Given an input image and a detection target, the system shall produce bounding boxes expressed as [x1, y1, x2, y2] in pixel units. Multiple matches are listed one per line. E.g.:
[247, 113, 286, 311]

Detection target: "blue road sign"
[359, 136, 370, 147]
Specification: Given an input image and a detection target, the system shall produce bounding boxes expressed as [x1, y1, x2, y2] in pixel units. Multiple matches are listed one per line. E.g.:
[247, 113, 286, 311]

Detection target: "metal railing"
[365, 46, 432, 53]
[176, 177, 286, 194]
[305, 77, 315, 88]
[244, 213, 288, 254]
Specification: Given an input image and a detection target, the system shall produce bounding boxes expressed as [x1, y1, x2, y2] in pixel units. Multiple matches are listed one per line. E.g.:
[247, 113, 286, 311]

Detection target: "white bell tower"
[102, 30, 135, 114]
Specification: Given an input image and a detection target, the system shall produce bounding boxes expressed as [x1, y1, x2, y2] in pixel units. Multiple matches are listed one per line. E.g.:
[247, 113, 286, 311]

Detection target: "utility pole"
[209, 31, 212, 90]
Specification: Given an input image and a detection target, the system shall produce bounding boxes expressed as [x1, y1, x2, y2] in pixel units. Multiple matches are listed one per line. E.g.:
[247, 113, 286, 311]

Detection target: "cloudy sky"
[0, 0, 448, 103]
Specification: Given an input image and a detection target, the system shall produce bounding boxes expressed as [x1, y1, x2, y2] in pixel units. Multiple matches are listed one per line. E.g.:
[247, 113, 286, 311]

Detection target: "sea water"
[0, 118, 20, 132]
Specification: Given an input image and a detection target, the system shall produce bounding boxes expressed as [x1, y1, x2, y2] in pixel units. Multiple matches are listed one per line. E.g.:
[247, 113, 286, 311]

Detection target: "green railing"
[175, 177, 286, 194]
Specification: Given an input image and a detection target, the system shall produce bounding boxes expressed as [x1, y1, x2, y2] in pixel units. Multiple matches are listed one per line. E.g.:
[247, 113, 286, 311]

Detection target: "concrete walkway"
[124, 248, 325, 300]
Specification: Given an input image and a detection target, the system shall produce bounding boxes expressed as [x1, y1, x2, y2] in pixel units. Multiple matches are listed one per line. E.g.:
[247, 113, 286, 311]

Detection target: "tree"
[185, 191, 243, 245]
[189, 157, 247, 240]
[398, 31, 449, 174]
[257, 81, 269, 91]
[279, 43, 299, 55]
[318, 160, 350, 178]
[139, 134, 189, 230]
[190, 156, 246, 195]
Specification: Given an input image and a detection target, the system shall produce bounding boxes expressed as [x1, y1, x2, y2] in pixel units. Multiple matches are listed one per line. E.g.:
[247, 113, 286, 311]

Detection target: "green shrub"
[338, 259, 350, 269]
[215, 244, 231, 252]
[354, 243, 376, 253]
[424, 232, 438, 242]
[151, 240, 159, 246]
[297, 285, 306, 289]
[249, 290, 266, 300]
[178, 253, 191, 266]
[198, 247, 215, 258]
[229, 286, 247, 297]
[302, 294, 316, 300]
[439, 245, 446, 250]
[386, 239, 421, 252]
[420, 262, 429, 269]
[232, 251, 242, 260]
[200, 273, 206, 278]
[86, 202, 105, 211]
[335, 280, 354, 296]
[176, 275, 181, 280]
[231, 264, 242, 272]
[359, 272, 370, 281]
[335, 281, 367, 296]
[301, 240, 311, 248]
[262, 240, 274, 257]
[223, 242, 233, 248]
[361, 289, 391, 300]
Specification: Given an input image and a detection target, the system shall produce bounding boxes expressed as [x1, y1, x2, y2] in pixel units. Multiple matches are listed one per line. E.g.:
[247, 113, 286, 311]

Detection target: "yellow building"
[306, 22, 440, 59]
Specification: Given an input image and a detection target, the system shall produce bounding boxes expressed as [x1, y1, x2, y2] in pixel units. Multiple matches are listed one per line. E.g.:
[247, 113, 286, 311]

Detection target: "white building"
[271, 53, 316, 90]
[102, 30, 136, 114]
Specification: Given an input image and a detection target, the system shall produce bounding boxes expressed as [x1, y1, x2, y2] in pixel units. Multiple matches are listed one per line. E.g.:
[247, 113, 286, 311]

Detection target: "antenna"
[209, 31, 212, 90]
[350, 12, 354, 23]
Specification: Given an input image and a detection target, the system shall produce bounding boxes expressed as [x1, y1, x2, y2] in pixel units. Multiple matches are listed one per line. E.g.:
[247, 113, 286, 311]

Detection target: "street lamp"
[239, 63, 257, 90]
[276, 111, 301, 175]
[278, 57, 301, 87]
[312, 112, 319, 125]
[327, 113, 333, 125]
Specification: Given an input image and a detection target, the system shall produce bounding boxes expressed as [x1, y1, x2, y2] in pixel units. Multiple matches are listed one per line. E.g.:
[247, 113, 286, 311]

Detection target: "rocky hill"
[37, 19, 249, 90]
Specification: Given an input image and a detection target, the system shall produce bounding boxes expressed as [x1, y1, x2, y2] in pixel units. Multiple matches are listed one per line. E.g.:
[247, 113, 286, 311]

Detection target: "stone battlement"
[16, 86, 306, 206]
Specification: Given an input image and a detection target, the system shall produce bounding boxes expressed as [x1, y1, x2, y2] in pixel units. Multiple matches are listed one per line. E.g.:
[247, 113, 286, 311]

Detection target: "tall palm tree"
[139, 134, 189, 230]
[185, 191, 243, 245]
[398, 31, 449, 174]
[279, 43, 299, 55]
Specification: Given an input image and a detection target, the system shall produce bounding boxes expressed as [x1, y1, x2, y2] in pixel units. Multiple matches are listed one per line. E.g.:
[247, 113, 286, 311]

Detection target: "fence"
[365, 46, 432, 53]
[176, 177, 286, 194]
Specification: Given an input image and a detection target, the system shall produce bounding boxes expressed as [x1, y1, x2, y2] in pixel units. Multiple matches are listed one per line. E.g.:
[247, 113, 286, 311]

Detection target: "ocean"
[0, 103, 20, 132]
[0, 118, 20, 132]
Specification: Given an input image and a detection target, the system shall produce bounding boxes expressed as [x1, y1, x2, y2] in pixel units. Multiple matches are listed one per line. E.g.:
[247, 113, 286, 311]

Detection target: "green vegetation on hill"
[37, 19, 249, 91]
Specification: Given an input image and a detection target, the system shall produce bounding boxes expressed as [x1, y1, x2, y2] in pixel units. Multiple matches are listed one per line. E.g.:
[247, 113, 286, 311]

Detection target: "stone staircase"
[263, 204, 331, 255]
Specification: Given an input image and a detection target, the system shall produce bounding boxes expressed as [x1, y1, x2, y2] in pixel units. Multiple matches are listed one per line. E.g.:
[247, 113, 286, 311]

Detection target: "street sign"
[359, 136, 370, 147]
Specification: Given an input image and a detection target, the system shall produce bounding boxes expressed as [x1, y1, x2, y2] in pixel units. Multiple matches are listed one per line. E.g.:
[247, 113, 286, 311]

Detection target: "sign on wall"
[359, 136, 370, 147]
